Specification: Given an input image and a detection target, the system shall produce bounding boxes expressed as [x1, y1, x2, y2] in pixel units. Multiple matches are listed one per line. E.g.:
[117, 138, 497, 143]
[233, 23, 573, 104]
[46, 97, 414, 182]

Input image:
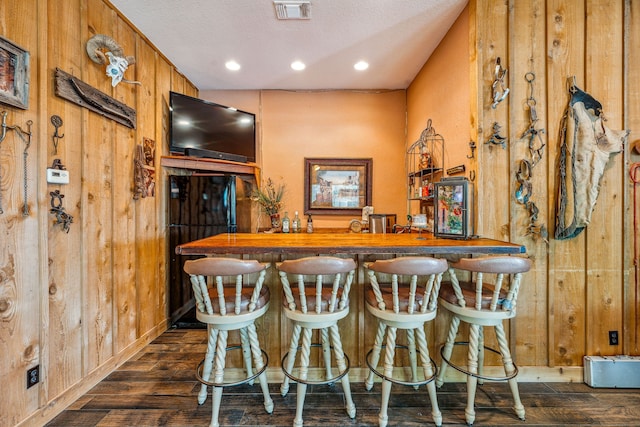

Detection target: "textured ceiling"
[109, 0, 467, 91]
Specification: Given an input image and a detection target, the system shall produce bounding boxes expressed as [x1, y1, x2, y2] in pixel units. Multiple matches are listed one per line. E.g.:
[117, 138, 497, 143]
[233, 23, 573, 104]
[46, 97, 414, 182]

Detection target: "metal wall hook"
[0, 111, 8, 144]
[51, 115, 64, 155]
[467, 141, 476, 159]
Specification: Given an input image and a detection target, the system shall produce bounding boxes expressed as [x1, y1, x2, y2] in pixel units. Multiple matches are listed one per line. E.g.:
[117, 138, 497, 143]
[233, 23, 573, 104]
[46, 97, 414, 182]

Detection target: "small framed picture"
[0, 36, 30, 110]
[434, 178, 472, 239]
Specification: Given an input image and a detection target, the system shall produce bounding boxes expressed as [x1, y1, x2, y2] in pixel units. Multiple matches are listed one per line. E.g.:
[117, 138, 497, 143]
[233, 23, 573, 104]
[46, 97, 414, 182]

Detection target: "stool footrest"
[366, 344, 437, 387]
[439, 341, 519, 382]
[281, 343, 351, 386]
[196, 344, 269, 388]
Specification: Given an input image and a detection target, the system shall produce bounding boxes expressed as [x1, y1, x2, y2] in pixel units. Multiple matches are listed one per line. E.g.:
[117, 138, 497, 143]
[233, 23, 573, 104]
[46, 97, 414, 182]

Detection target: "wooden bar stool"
[277, 256, 357, 427]
[436, 256, 531, 426]
[364, 256, 448, 427]
[184, 257, 274, 427]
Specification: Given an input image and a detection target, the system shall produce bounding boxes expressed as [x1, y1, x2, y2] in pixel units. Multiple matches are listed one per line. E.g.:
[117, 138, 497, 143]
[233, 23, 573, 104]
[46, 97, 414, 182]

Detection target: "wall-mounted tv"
[169, 91, 256, 163]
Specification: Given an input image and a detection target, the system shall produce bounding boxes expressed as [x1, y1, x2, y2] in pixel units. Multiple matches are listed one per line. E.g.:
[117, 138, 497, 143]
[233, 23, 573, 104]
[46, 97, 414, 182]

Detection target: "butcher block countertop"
[175, 232, 526, 256]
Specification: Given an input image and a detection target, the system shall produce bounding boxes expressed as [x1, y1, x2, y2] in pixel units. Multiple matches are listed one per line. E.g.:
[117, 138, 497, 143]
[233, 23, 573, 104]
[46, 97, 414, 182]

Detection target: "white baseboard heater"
[584, 356, 640, 388]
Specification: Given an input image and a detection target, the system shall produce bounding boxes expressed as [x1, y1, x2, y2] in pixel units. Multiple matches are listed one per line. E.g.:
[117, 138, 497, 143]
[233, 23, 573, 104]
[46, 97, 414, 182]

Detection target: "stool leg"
[436, 315, 460, 388]
[329, 324, 356, 419]
[321, 327, 333, 382]
[199, 326, 218, 405]
[294, 327, 313, 427]
[477, 326, 485, 386]
[281, 323, 302, 397]
[210, 330, 228, 427]
[495, 323, 525, 421]
[465, 324, 480, 426]
[415, 326, 442, 427]
[407, 329, 419, 389]
[247, 323, 274, 414]
[379, 326, 397, 427]
[365, 321, 387, 391]
[240, 327, 255, 385]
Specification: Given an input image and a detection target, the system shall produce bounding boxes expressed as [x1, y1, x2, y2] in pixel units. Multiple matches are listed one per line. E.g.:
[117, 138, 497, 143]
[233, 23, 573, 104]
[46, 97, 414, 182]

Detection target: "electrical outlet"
[27, 365, 39, 388]
[609, 330, 619, 346]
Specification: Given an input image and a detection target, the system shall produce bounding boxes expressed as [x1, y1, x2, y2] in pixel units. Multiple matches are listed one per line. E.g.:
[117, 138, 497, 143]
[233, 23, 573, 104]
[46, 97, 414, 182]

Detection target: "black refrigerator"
[168, 174, 255, 324]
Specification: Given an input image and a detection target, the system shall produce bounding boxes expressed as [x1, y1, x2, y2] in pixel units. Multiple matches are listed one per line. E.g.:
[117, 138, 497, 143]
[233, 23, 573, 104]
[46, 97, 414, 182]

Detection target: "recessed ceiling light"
[354, 61, 369, 71]
[291, 60, 306, 71]
[225, 60, 241, 71]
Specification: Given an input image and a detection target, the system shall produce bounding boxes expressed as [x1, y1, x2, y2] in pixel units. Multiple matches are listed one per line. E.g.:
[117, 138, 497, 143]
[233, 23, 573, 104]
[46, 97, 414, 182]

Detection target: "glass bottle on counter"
[306, 214, 313, 233]
[281, 211, 290, 233]
[292, 211, 301, 233]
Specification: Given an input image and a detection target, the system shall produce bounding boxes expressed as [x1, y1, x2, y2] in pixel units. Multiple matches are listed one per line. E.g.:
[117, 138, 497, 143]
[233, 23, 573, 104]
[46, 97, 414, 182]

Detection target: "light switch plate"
[47, 168, 69, 184]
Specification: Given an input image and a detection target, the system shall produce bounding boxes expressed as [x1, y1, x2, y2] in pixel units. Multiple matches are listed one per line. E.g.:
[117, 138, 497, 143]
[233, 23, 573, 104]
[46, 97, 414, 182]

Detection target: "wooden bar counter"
[176, 232, 526, 382]
[175, 232, 526, 256]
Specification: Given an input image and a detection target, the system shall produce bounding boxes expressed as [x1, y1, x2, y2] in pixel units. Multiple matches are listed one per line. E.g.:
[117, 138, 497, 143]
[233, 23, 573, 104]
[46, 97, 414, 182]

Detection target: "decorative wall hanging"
[515, 72, 547, 243]
[304, 158, 372, 215]
[0, 36, 29, 110]
[49, 189, 73, 233]
[50, 114, 64, 154]
[485, 122, 507, 149]
[86, 34, 140, 87]
[133, 138, 156, 199]
[446, 164, 466, 175]
[54, 68, 136, 128]
[491, 57, 509, 109]
[515, 159, 547, 243]
[521, 73, 546, 167]
[0, 110, 32, 216]
[554, 77, 629, 240]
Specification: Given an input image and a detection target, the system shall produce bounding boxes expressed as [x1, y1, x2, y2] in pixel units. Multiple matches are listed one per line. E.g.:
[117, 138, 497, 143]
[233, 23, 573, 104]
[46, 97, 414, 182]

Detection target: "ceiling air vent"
[274, 1, 311, 20]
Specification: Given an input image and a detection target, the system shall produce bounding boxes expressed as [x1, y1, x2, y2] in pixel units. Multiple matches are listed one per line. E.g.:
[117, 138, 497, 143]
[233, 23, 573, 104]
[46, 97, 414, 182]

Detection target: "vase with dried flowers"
[251, 178, 285, 230]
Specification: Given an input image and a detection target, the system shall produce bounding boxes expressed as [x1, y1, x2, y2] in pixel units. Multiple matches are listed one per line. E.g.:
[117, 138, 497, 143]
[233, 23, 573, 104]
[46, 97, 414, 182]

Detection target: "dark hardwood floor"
[46, 328, 640, 427]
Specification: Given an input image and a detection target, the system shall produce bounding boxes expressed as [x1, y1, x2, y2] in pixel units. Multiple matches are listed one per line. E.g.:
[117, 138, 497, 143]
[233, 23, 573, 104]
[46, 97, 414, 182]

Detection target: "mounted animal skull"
[86, 34, 140, 87]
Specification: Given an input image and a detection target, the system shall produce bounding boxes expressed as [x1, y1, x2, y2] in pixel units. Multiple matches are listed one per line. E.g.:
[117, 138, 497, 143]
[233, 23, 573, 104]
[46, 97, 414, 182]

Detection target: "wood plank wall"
[0, 1, 197, 425]
[472, 0, 640, 370]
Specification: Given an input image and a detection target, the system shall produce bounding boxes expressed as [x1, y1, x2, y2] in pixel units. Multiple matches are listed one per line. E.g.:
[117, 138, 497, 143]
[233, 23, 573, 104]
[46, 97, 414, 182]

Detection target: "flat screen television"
[169, 91, 256, 163]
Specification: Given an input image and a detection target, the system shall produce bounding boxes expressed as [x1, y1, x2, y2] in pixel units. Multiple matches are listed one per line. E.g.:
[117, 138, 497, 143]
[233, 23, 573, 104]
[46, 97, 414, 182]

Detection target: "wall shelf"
[161, 155, 260, 182]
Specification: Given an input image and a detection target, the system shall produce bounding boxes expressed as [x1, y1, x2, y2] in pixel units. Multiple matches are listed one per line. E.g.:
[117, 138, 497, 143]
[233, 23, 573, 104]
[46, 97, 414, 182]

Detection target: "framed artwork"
[434, 178, 472, 239]
[0, 36, 29, 110]
[304, 158, 372, 215]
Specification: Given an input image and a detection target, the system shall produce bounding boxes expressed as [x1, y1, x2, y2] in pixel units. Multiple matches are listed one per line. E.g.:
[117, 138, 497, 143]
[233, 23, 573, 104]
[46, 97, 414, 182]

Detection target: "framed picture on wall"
[0, 36, 29, 110]
[434, 178, 473, 239]
[304, 158, 372, 215]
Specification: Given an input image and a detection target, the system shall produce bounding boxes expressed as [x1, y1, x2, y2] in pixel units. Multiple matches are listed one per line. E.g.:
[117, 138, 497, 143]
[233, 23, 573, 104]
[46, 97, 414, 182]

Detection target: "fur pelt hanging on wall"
[555, 81, 629, 240]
